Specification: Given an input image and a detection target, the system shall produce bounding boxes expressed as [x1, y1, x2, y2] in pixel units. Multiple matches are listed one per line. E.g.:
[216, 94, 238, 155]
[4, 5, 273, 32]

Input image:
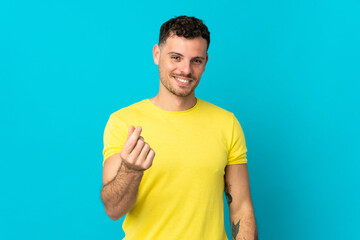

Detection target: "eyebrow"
[168, 51, 206, 60]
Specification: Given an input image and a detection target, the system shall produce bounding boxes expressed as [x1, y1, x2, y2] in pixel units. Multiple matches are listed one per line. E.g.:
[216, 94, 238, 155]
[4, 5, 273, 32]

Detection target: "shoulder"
[198, 99, 245, 138]
[198, 98, 236, 122]
[110, 99, 148, 120]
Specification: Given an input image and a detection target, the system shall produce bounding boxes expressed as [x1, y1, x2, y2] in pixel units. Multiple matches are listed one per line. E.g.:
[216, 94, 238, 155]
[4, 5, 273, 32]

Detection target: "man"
[101, 16, 258, 240]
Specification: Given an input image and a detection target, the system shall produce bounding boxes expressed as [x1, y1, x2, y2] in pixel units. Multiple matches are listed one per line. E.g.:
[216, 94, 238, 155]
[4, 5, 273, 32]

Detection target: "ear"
[205, 52, 209, 66]
[153, 44, 160, 65]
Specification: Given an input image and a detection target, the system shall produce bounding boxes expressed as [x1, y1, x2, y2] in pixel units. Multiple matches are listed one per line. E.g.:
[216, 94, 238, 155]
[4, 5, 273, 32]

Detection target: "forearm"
[101, 162, 143, 220]
[230, 208, 258, 240]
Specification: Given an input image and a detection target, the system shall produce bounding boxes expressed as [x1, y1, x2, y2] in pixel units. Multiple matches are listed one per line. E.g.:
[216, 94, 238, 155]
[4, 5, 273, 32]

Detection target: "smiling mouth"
[174, 77, 190, 83]
[173, 75, 193, 82]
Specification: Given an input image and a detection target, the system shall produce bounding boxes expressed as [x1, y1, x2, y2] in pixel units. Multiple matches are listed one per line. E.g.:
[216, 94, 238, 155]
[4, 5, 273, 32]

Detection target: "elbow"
[108, 213, 121, 221]
[104, 206, 126, 221]
[109, 215, 121, 221]
[230, 201, 255, 218]
[101, 192, 126, 221]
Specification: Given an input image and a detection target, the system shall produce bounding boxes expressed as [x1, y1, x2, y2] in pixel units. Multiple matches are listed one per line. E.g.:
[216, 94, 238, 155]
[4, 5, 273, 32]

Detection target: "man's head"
[153, 16, 210, 98]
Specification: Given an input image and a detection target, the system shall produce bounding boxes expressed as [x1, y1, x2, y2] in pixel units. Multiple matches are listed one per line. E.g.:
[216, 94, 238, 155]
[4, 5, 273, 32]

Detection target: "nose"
[180, 60, 192, 76]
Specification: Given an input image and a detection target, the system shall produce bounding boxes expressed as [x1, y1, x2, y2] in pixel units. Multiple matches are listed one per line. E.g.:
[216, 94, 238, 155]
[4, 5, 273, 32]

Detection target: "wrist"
[120, 161, 144, 176]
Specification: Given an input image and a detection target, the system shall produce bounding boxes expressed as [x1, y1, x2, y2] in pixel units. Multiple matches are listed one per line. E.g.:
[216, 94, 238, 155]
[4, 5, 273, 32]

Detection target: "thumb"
[127, 125, 136, 138]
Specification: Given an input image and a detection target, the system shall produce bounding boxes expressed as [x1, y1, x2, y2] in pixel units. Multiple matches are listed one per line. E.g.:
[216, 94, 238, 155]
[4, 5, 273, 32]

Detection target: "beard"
[159, 67, 198, 98]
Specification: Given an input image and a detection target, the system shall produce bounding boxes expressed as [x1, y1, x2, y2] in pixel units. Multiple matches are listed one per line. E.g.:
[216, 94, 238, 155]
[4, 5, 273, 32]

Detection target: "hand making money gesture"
[120, 126, 155, 172]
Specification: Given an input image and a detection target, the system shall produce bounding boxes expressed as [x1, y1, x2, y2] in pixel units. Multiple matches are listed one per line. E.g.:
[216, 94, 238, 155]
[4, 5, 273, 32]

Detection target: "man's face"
[153, 34, 208, 98]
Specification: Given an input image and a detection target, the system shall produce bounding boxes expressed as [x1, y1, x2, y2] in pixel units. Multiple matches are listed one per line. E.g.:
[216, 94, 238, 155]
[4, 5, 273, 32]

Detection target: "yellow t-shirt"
[103, 97, 247, 240]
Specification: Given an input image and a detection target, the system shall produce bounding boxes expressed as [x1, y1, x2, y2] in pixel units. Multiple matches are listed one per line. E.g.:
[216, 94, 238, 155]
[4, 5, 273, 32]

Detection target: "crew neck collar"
[145, 97, 201, 115]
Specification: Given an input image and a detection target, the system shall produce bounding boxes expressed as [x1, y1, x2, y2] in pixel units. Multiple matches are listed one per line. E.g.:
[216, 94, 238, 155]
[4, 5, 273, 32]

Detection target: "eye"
[171, 56, 180, 61]
[192, 59, 203, 64]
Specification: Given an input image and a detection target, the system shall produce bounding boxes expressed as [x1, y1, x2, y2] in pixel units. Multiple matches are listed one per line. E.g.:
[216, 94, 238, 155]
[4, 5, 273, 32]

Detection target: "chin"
[173, 89, 194, 97]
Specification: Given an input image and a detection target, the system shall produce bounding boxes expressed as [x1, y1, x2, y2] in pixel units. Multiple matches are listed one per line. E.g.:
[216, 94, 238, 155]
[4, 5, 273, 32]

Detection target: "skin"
[150, 34, 208, 111]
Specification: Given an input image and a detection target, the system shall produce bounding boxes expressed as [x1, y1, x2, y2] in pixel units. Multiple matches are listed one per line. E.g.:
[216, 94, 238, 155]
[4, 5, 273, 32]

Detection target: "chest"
[140, 118, 228, 183]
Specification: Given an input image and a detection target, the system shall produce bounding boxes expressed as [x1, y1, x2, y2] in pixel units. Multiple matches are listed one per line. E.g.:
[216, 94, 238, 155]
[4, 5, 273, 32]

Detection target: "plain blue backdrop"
[1, 0, 359, 239]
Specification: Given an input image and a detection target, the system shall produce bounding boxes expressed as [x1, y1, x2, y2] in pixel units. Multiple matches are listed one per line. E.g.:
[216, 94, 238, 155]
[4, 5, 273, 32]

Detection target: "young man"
[101, 16, 258, 240]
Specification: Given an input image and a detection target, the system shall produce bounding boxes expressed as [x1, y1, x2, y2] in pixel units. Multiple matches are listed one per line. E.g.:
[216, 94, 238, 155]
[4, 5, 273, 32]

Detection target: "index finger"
[127, 125, 136, 139]
[124, 126, 142, 152]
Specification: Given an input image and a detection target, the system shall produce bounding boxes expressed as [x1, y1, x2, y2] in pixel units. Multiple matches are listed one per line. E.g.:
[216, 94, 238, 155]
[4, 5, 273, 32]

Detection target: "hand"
[120, 126, 155, 172]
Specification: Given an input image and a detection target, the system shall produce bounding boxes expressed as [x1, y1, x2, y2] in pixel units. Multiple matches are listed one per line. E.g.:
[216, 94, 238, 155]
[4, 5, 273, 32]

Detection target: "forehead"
[161, 35, 207, 57]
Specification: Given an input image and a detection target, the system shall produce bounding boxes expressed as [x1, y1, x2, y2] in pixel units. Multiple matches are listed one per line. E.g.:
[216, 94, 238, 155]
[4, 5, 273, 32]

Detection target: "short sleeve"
[227, 114, 248, 165]
[102, 113, 128, 167]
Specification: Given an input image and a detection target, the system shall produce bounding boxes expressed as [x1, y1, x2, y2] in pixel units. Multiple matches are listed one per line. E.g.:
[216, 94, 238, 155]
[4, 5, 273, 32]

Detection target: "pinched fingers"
[120, 126, 155, 171]
[122, 126, 142, 155]
[130, 141, 155, 170]
[127, 137, 145, 164]
[137, 142, 151, 163]
[143, 148, 155, 169]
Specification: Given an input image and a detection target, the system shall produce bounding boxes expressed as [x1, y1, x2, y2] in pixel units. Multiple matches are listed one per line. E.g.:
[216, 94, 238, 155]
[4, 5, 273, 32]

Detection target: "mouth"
[173, 76, 193, 87]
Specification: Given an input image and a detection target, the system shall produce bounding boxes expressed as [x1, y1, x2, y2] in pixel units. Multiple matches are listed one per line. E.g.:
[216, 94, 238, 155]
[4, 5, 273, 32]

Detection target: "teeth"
[175, 77, 189, 83]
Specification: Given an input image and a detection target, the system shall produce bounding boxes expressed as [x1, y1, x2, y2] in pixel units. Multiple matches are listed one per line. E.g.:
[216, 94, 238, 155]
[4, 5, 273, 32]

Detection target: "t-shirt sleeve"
[227, 113, 248, 165]
[102, 113, 128, 167]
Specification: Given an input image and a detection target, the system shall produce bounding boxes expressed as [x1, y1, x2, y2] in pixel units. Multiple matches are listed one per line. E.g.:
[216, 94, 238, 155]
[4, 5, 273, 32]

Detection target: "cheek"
[194, 66, 205, 76]
[165, 62, 177, 73]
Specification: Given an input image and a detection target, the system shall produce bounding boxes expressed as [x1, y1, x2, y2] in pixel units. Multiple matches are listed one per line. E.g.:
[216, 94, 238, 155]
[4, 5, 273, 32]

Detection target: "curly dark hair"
[159, 16, 210, 50]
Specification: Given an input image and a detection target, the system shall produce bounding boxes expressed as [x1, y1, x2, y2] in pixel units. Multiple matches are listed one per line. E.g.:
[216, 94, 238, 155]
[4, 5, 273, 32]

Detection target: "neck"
[149, 93, 197, 112]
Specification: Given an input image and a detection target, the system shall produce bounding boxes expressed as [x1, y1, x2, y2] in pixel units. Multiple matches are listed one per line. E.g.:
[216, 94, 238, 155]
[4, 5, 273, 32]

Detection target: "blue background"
[1, 0, 359, 239]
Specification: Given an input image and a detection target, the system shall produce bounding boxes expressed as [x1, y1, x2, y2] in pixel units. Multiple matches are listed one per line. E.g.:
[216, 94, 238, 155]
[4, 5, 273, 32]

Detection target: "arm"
[224, 164, 258, 240]
[101, 126, 155, 221]
[101, 153, 143, 220]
